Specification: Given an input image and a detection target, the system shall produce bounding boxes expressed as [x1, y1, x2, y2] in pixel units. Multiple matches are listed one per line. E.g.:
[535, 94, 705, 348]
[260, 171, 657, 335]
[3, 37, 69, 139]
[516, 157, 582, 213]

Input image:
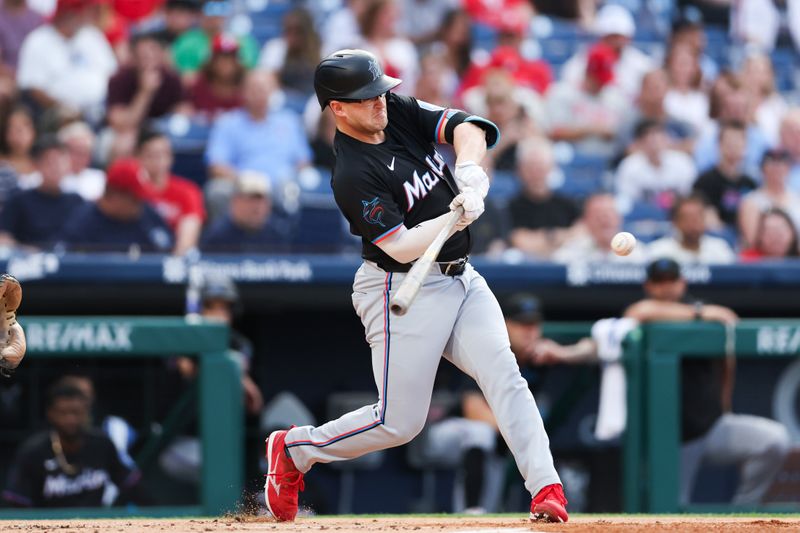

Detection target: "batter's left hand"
[455, 161, 490, 198]
[450, 187, 484, 230]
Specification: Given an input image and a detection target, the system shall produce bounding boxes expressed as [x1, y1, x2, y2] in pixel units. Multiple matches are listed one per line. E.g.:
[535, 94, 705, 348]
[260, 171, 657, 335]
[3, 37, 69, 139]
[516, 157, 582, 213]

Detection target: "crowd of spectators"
[0, 0, 800, 264]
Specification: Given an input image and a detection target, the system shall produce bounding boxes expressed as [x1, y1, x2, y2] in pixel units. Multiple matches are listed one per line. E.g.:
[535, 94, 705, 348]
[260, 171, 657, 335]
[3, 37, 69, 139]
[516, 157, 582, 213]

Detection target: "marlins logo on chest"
[402, 150, 446, 211]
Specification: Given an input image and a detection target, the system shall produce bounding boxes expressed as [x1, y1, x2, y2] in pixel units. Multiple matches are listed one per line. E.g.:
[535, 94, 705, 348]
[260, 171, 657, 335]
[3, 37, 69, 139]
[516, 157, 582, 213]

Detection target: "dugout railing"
[624, 320, 800, 513]
[0, 317, 242, 519]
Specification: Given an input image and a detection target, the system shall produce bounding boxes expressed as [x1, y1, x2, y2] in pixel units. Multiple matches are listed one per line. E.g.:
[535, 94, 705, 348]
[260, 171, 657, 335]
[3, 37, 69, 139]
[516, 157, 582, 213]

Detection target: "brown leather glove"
[0, 275, 24, 377]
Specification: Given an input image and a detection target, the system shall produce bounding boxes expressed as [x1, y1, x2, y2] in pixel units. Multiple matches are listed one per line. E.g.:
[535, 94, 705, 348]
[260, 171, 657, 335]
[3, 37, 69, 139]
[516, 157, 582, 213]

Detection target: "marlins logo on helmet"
[367, 59, 382, 81]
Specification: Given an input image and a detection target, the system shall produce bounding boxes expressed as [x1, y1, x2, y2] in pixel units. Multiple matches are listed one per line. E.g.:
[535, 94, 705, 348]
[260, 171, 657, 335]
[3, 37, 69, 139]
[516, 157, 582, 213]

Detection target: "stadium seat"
[246, 0, 292, 16]
[172, 151, 208, 186]
[290, 204, 352, 252]
[249, 15, 284, 46]
[533, 16, 586, 40]
[471, 22, 497, 52]
[540, 38, 579, 67]
[487, 170, 521, 202]
[154, 115, 212, 186]
[622, 201, 671, 243]
[556, 154, 611, 199]
[296, 167, 337, 211]
[709, 226, 739, 249]
[624, 200, 668, 222]
[771, 48, 798, 94]
[622, 219, 670, 243]
[705, 27, 731, 68]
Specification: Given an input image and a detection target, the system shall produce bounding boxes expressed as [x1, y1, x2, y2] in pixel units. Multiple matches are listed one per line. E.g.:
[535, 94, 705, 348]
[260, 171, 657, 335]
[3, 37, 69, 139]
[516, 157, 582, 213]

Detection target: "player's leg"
[442, 267, 563, 518]
[679, 437, 708, 506]
[702, 413, 790, 505]
[424, 417, 497, 511]
[283, 262, 463, 471]
[265, 263, 465, 520]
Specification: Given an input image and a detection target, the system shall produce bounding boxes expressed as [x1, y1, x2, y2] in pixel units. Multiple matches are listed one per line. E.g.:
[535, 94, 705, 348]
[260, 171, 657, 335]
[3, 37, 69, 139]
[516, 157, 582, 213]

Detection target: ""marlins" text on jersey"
[403, 151, 446, 211]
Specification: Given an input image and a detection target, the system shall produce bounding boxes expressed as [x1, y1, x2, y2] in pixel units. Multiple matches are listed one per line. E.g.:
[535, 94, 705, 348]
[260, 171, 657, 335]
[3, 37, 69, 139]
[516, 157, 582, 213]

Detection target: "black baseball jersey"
[331, 93, 499, 271]
[2, 429, 140, 507]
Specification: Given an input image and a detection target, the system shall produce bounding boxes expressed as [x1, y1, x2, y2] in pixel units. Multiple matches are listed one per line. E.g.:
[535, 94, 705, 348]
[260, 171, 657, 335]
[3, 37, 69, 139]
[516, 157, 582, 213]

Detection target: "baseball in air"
[611, 231, 636, 256]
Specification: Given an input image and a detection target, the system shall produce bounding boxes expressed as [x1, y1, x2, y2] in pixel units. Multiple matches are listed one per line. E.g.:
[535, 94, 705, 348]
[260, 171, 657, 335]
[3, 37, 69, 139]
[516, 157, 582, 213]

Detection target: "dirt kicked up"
[3, 515, 800, 533]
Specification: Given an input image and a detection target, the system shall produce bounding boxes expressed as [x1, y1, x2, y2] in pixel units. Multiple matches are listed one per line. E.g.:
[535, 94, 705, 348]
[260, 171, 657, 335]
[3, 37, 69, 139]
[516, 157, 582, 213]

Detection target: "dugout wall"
[624, 320, 800, 514]
[0, 317, 242, 519]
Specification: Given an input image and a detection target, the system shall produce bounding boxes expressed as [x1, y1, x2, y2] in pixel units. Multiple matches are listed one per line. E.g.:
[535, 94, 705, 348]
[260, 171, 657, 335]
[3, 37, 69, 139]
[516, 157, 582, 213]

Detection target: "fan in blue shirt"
[0, 136, 85, 249]
[200, 171, 289, 252]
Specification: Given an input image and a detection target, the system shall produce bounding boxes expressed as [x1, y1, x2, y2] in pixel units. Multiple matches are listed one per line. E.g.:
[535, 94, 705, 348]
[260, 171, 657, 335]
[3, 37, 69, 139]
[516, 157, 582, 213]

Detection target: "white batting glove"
[449, 187, 484, 230]
[454, 161, 490, 198]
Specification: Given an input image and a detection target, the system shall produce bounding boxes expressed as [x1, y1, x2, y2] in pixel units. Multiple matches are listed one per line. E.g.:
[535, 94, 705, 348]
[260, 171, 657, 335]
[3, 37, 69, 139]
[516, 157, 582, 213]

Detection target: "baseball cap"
[646, 258, 682, 283]
[586, 43, 617, 86]
[54, 0, 92, 16]
[212, 33, 239, 54]
[106, 158, 156, 200]
[501, 294, 542, 324]
[593, 4, 635, 38]
[235, 171, 271, 196]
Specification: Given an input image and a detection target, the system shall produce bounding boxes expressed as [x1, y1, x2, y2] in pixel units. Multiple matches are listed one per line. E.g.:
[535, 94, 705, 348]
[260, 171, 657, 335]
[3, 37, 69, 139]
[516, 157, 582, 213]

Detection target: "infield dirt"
[3, 516, 800, 532]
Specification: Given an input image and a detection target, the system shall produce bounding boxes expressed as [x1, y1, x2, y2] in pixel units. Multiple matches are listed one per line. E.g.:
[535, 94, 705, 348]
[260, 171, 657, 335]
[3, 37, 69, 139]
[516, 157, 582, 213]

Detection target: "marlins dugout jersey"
[2, 429, 139, 507]
[331, 93, 499, 271]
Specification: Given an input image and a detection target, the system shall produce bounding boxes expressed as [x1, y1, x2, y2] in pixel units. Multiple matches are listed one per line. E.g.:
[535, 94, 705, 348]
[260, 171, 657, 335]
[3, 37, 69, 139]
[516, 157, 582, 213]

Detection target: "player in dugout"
[532, 257, 791, 506]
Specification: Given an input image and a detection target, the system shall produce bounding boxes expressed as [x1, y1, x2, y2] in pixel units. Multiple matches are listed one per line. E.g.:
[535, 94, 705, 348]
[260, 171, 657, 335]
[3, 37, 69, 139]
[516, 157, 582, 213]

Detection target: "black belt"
[377, 257, 468, 277]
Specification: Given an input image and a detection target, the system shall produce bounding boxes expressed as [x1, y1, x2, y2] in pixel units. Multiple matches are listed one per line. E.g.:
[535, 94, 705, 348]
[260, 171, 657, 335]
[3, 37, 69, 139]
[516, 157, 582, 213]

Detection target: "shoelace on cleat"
[267, 471, 305, 493]
[533, 485, 567, 506]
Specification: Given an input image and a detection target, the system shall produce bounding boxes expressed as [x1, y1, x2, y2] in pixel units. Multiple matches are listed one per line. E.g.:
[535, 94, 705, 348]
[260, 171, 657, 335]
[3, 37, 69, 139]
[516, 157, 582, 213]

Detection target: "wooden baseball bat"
[390, 207, 463, 316]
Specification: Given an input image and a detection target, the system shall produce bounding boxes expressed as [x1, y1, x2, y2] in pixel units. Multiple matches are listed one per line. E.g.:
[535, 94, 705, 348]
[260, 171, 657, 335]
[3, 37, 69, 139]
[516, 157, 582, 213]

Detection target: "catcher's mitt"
[0, 274, 24, 378]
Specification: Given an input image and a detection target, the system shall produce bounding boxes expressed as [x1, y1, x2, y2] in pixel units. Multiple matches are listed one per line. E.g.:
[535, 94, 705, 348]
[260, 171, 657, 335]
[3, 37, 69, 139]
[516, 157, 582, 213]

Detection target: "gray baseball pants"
[680, 412, 791, 505]
[284, 261, 561, 497]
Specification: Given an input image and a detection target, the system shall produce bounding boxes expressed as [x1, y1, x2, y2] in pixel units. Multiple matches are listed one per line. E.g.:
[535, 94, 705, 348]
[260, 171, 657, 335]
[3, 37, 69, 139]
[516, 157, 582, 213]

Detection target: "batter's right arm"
[377, 189, 484, 263]
[376, 211, 461, 264]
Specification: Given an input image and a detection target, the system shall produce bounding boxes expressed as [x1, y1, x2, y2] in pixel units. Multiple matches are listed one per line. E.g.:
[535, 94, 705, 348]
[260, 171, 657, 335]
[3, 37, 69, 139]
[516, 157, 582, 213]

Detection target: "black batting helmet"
[314, 49, 402, 109]
[200, 272, 240, 307]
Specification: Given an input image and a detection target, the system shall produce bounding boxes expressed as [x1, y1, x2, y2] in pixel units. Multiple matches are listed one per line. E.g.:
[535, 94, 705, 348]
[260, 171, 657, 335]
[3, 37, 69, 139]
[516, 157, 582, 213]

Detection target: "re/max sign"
[756, 326, 800, 355]
[26, 322, 133, 352]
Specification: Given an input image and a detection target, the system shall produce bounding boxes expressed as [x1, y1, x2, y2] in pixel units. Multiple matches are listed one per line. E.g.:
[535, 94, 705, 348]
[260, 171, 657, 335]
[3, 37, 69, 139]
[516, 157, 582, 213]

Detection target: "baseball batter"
[264, 50, 567, 523]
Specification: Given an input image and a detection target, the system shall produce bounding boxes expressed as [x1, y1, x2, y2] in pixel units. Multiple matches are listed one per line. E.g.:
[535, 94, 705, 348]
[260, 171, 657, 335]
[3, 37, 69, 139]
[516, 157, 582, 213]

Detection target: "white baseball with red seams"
[611, 232, 637, 256]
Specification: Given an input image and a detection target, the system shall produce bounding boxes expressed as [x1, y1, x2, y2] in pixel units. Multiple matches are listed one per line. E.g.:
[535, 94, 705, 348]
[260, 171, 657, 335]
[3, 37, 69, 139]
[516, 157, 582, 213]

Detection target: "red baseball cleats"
[264, 429, 305, 521]
[530, 483, 569, 523]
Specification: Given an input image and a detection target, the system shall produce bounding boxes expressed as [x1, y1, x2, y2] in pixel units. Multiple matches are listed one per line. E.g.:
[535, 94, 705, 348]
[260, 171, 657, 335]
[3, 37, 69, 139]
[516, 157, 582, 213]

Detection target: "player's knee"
[461, 420, 496, 452]
[766, 424, 791, 460]
[385, 416, 426, 446]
